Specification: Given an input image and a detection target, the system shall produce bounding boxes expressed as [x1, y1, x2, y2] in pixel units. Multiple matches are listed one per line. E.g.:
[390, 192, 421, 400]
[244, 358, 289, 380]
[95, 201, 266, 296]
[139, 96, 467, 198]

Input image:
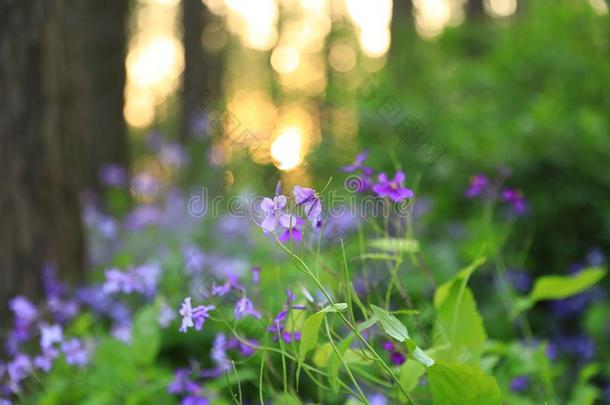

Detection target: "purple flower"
[293, 185, 322, 228]
[103, 269, 131, 294]
[369, 393, 388, 405]
[382, 341, 394, 352]
[211, 273, 241, 297]
[237, 338, 258, 356]
[7, 354, 32, 392]
[131, 173, 160, 199]
[124, 205, 162, 231]
[278, 216, 305, 243]
[61, 339, 91, 367]
[103, 264, 160, 296]
[158, 303, 177, 328]
[34, 347, 58, 372]
[342, 150, 373, 176]
[182, 396, 208, 405]
[9, 297, 37, 326]
[260, 195, 294, 233]
[506, 269, 532, 294]
[251, 266, 261, 284]
[160, 143, 188, 167]
[465, 174, 489, 198]
[372, 171, 414, 202]
[178, 298, 215, 333]
[168, 369, 191, 394]
[234, 297, 261, 320]
[509, 375, 529, 392]
[390, 351, 406, 365]
[111, 323, 132, 343]
[211, 333, 231, 372]
[99, 163, 128, 187]
[39, 324, 62, 349]
[501, 188, 527, 215]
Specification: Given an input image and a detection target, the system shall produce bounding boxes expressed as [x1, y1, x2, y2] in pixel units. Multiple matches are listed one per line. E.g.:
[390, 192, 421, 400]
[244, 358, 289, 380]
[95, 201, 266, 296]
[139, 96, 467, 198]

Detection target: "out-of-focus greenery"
[358, 0, 610, 273]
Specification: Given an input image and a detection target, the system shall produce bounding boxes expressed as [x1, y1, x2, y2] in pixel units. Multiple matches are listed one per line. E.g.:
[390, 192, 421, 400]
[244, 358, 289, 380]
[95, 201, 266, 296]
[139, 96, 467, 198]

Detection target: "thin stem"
[274, 234, 417, 404]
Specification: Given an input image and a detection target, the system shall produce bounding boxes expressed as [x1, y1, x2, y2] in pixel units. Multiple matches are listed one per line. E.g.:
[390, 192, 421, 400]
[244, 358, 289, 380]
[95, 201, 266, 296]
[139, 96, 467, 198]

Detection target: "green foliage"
[370, 305, 409, 341]
[434, 258, 487, 363]
[132, 306, 162, 365]
[368, 238, 420, 253]
[299, 303, 347, 362]
[514, 267, 606, 315]
[428, 362, 502, 405]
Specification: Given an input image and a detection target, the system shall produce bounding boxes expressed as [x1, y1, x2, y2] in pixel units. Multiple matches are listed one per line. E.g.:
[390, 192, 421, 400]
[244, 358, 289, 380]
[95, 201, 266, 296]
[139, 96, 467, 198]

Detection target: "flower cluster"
[464, 172, 528, 215]
[102, 263, 160, 297]
[1, 295, 92, 400]
[343, 151, 415, 202]
[259, 182, 322, 242]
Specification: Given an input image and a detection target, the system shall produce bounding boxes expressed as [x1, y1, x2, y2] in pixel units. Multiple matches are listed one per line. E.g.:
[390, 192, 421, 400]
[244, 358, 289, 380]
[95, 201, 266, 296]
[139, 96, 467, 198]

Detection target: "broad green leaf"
[514, 267, 606, 316]
[132, 306, 161, 365]
[368, 238, 420, 253]
[434, 256, 486, 307]
[530, 267, 605, 301]
[299, 304, 348, 361]
[370, 305, 409, 341]
[313, 342, 333, 368]
[399, 360, 426, 394]
[299, 312, 325, 361]
[434, 282, 487, 363]
[428, 362, 502, 405]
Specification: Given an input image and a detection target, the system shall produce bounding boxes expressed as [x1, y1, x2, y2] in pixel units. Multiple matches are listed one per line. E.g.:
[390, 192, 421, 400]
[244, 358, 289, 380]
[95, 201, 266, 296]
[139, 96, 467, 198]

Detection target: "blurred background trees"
[0, 0, 129, 320]
[1, 0, 609, 323]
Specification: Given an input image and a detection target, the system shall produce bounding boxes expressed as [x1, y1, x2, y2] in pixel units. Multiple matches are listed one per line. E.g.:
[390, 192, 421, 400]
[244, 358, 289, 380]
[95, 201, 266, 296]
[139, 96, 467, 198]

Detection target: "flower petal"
[260, 215, 277, 233]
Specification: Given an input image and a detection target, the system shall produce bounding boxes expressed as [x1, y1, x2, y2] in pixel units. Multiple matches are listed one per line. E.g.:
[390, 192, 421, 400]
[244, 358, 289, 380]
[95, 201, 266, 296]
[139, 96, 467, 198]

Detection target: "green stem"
[274, 234, 417, 404]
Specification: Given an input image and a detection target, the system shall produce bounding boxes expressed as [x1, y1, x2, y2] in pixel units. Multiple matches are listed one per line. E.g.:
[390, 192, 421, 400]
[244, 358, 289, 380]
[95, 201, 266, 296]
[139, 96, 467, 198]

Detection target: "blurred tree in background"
[0, 0, 129, 321]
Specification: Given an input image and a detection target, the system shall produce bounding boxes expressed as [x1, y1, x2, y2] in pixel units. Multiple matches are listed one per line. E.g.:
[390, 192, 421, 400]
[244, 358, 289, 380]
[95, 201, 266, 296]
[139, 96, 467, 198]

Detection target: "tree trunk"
[0, 0, 84, 322]
[181, 0, 223, 141]
[0, 0, 129, 322]
[66, 0, 131, 190]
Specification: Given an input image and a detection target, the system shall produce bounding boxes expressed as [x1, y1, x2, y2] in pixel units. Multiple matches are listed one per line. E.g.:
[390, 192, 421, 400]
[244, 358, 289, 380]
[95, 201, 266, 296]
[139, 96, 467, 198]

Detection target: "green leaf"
[434, 281, 487, 363]
[399, 360, 426, 394]
[514, 267, 606, 316]
[370, 305, 409, 342]
[434, 256, 486, 308]
[428, 362, 502, 405]
[319, 303, 349, 313]
[299, 304, 348, 361]
[327, 335, 355, 392]
[411, 346, 435, 368]
[530, 267, 605, 301]
[368, 238, 420, 253]
[132, 306, 161, 365]
[299, 312, 325, 361]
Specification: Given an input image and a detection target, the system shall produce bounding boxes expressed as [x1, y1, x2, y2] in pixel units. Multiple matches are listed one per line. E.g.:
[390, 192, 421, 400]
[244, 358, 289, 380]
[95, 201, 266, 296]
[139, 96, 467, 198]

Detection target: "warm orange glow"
[271, 126, 304, 170]
[124, 0, 183, 128]
[346, 0, 393, 58]
[225, 0, 279, 51]
[484, 0, 517, 18]
[271, 46, 301, 74]
[413, 0, 452, 39]
[329, 43, 357, 72]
